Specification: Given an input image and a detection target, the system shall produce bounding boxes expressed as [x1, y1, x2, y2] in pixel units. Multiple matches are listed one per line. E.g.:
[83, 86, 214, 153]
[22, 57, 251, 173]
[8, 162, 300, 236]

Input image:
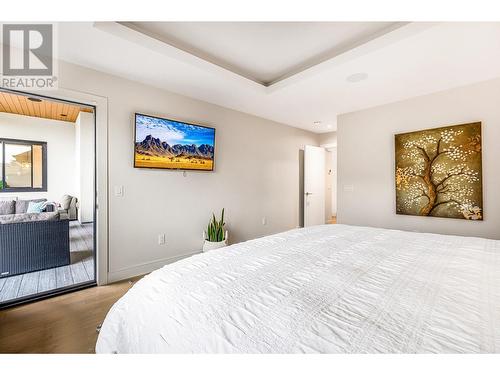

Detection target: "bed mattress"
[96, 224, 500, 353]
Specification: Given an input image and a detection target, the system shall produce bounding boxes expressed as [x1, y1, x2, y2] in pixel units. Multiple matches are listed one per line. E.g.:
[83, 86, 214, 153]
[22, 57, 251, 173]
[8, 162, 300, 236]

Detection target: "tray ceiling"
[123, 22, 402, 86]
[53, 22, 500, 133]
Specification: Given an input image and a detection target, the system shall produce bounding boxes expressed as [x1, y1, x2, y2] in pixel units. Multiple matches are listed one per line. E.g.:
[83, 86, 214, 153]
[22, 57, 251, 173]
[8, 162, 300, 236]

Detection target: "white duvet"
[96, 225, 500, 353]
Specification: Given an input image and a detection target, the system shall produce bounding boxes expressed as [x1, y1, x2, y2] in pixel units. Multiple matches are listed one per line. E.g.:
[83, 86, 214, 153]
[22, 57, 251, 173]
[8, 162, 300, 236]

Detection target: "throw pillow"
[15, 199, 46, 213]
[60, 195, 73, 210]
[27, 200, 47, 213]
[0, 200, 15, 215]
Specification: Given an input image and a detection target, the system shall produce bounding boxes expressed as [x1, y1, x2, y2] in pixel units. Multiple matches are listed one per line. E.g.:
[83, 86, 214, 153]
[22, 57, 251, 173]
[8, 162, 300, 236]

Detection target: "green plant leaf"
[206, 209, 226, 242]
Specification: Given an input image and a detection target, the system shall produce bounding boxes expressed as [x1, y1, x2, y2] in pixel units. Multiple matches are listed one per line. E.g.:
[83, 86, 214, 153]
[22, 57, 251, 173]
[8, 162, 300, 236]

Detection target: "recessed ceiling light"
[346, 73, 368, 83]
[327, 124, 333, 129]
[27, 97, 42, 102]
[313, 121, 322, 126]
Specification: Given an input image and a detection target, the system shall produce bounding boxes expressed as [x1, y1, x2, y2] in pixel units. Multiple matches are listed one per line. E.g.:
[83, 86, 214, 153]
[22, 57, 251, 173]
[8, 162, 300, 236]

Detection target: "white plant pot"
[203, 230, 229, 252]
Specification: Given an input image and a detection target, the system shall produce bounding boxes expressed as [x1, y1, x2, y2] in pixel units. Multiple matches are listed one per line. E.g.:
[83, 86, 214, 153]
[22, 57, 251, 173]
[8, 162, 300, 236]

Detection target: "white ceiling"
[57, 22, 500, 133]
[124, 22, 400, 86]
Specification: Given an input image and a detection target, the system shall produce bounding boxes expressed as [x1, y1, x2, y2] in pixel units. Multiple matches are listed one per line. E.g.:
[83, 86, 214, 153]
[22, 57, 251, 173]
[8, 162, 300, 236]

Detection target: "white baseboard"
[107, 251, 201, 283]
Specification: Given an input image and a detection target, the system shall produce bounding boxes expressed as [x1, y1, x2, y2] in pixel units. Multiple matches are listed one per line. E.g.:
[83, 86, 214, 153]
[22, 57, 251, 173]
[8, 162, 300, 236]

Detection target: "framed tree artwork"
[395, 122, 483, 220]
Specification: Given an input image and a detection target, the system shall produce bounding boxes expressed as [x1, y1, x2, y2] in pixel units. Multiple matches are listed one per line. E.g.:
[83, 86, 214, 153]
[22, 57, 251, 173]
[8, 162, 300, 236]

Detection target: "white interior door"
[304, 145, 326, 227]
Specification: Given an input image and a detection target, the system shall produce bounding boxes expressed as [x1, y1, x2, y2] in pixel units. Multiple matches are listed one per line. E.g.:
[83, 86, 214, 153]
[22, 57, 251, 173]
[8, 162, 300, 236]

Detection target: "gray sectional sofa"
[0, 199, 70, 278]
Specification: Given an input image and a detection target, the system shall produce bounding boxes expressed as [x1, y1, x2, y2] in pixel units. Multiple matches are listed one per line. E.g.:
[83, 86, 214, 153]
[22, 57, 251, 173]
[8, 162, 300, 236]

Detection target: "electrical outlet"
[158, 234, 165, 245]
[343, 184, 354, 192]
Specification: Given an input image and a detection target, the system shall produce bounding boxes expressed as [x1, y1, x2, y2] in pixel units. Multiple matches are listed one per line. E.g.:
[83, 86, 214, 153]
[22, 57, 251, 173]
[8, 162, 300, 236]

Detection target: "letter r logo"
[2, 24, 53, 76]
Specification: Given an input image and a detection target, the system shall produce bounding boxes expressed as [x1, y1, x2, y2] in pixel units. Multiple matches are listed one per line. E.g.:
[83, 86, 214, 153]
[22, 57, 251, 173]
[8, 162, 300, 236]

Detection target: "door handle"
[305, 192, 313, 196]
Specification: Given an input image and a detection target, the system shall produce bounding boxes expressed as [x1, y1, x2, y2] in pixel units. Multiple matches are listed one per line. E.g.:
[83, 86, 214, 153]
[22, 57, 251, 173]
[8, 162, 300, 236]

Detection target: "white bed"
[96, 224, 500, 353]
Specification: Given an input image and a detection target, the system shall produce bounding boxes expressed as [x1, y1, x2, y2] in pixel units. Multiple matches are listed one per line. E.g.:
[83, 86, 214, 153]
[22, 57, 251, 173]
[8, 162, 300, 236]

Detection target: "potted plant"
[203, 208, 228, 252]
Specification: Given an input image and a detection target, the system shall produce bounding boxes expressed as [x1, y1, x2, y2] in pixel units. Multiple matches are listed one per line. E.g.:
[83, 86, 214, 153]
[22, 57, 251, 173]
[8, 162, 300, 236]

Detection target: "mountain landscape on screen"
[134, 114, 215, 170]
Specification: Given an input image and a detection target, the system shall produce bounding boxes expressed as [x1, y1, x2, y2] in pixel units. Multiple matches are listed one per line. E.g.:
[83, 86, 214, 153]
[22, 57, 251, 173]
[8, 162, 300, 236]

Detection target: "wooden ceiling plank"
[33, 100, 41, 117]
[17, 96, 27, 115]
[11, 94, 23, 114]
[25, 96, 36, 117]
[8, 94, 19, 113]
[81, 107, 94, 113]
[39, 98, 47, 118]
[18, 96, 30, 117]
[50, 100, 56, 121]
[61, 102, 67, 121]
[68, 106, 79, 122]
[0, 91, 92, 123]
[1, 93, 14, 113]
[59, 102, 66, 121]
[0, 95, 8, 113]
[45, 100, 52, 120]
[6, 93, 20, 114]
[17, 96, 26, 114]
[67, 108, 76, 122]
[48, 100, 54, 120]
[57, 102, 64, 121]
[62, 103, 71, 122]
[67, 105, 75, 122]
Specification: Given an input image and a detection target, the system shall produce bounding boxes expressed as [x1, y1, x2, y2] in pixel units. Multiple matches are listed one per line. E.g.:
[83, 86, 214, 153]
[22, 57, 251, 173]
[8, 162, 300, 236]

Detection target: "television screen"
[134, 113, 216, 171]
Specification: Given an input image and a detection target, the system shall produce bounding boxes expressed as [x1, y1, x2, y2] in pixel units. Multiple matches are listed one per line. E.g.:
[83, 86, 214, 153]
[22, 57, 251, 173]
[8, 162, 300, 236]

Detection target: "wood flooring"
[0, 276, 142, 353]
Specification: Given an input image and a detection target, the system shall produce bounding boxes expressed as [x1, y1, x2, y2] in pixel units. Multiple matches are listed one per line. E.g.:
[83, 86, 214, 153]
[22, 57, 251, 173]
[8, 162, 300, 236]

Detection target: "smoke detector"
[346, 73, 368, 83]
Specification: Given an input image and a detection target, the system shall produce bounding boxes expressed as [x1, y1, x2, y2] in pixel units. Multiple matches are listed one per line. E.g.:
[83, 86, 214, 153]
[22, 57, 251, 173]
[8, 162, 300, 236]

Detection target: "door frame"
[48, 87, 109, 286]
[0, 87, 108, 308]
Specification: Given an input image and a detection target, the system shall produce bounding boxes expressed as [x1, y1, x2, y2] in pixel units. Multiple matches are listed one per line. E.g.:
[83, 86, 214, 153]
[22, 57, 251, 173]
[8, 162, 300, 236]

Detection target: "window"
[0, 138, 47, 192]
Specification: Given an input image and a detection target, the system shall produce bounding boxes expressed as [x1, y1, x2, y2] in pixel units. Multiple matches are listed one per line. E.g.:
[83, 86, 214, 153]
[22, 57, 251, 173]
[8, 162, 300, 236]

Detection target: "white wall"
[57, 62, 319, 281]
[337, 78, 500, 240]
[0, 112, 76, 202]
[75, 112, 94, 223]
[319, 131, 337, 147]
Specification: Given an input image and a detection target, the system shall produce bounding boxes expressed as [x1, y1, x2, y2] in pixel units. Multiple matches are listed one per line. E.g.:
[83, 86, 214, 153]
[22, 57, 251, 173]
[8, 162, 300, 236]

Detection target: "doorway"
[302, 144, 337, 227]
[0, 89, 97, 308]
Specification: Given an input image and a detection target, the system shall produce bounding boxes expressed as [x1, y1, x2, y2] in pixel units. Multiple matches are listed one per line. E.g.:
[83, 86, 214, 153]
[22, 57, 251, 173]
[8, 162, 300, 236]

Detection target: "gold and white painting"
[395, 122, 483, 220]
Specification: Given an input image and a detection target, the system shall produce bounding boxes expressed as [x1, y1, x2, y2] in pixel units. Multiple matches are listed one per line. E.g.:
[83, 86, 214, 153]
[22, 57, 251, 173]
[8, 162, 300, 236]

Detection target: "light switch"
[114, 185, 124, 197]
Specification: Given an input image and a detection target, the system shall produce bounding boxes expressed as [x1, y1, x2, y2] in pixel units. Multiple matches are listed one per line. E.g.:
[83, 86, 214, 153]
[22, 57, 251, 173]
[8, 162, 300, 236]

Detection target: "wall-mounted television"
[134, 113, 216, 171]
